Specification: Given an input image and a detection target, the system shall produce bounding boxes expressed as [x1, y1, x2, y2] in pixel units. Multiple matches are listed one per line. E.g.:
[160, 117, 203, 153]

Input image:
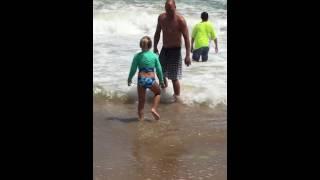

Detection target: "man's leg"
[159, 48, 168, 88]
[172, 79, 181, 102]
[201, 47, 210, 62]
[172, 79, 180, 96]
[192, 48, 201, 62]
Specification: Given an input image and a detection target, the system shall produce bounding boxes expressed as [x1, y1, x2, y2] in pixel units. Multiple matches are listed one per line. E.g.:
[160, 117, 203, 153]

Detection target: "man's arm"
[155, 57, 165, 87]
[214, 38, 218, 53]
[211, 23, 218, 53]
[154, 15, 162, 54]
[191, 37, 194, 52]
[191, 24, 197, 53]
[180, 16, 191, 66]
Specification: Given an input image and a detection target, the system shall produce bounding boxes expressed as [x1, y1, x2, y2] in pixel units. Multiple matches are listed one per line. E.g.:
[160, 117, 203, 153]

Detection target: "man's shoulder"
[205, 21, 214, 27]
[192, 23, 199, 30]
[176, 13, 186, 22]
[159, 13, 166, 19]
[195, 22, 201, 26]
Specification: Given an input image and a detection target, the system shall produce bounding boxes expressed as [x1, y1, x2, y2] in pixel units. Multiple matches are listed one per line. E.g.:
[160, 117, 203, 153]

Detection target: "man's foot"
[138, 117, 144, 121]
[173, 94, 182, 103]
[151, 108, 160, 120]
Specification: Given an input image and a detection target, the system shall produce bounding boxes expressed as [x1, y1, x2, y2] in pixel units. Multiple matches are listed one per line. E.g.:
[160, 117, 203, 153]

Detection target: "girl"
[128, 36, 165, 120]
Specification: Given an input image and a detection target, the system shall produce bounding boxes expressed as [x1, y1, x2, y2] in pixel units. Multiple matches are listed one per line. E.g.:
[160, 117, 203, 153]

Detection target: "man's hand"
[154, 48, 159, 55]
[215, 46, 218, 54]
[184, 56, 191, 67]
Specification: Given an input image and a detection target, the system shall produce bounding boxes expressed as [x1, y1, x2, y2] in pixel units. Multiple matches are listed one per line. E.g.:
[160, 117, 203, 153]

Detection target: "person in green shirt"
[128, 36, 165, 121]
[191, 12, 218, 62]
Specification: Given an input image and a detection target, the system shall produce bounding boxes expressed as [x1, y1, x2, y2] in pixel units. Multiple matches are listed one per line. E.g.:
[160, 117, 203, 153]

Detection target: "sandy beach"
[94, 97, 226, 180]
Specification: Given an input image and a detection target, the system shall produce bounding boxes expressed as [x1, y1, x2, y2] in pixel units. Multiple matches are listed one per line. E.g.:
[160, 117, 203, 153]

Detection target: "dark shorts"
[192, 47, 209, 62]
[159, 47, 182, 80]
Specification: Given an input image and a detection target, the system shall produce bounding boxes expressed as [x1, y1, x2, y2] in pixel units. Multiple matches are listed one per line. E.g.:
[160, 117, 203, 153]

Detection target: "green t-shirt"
[192, 21, 217, 50]
[128, 50, 164, 84]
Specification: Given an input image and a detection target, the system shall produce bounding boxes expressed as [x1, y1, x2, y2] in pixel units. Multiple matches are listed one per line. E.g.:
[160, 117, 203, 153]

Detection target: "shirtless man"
[154, 0, 191, 101]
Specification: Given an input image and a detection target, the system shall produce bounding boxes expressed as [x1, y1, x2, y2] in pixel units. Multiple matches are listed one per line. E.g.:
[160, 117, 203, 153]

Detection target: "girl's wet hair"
[140, 36, 152, 50]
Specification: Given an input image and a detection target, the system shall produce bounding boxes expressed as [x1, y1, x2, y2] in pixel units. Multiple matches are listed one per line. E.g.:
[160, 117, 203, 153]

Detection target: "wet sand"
[94, 98, 227, 180]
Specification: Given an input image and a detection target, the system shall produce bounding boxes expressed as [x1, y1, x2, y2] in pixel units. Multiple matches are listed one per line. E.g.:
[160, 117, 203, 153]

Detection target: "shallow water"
[94, 100, 226, 180]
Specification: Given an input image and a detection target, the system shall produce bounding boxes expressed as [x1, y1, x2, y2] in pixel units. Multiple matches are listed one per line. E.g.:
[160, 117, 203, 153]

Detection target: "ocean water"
[93, 0, 227, 108]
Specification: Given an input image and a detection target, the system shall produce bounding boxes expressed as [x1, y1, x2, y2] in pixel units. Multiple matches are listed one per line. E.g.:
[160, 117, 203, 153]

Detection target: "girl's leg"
[137, 85, 146, 120]
[149, 82, 161, 120]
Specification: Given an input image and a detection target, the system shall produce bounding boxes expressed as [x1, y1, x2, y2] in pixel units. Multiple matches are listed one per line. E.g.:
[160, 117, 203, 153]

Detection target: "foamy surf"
[94, 82, 226, 108]
[93, 0, 227, 109]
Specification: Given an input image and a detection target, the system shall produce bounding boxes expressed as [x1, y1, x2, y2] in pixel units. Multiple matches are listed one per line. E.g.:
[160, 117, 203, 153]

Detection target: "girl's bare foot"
[151, 108, 160, 120]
